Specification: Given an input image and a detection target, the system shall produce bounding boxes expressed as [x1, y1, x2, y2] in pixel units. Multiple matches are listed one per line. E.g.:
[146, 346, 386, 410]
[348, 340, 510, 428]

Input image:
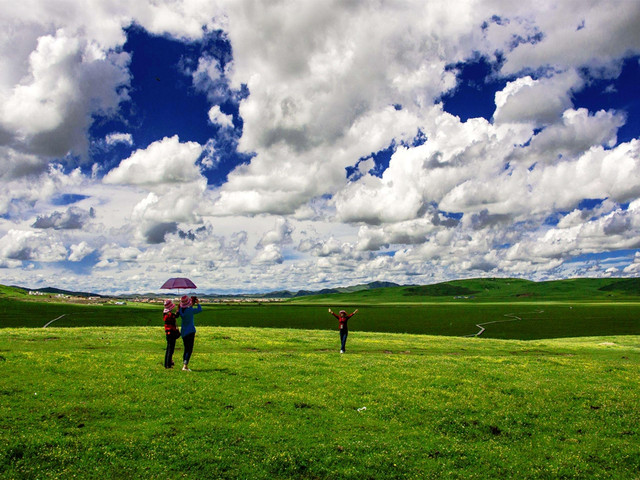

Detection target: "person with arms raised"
[329, 308, 358, 353]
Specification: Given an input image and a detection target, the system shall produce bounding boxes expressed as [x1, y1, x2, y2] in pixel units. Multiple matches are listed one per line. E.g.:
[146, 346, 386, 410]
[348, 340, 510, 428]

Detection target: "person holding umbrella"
[328, 308, 358, 353]
[178, 295, 201, 371]
[162, 299, 181, 369]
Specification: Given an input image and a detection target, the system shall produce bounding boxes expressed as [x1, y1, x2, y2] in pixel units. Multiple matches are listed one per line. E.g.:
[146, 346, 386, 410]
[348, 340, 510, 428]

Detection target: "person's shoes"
[340, 350, 345, 354]
[182, 366, 191, 371]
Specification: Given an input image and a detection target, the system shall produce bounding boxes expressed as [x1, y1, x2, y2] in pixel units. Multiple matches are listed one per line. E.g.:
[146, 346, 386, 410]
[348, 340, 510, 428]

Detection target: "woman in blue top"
[178, 295, 202, 371]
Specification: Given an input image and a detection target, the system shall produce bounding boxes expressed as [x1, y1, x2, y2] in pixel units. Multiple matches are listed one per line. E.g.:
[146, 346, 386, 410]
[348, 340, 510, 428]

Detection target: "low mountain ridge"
[4, 277, 639, 302]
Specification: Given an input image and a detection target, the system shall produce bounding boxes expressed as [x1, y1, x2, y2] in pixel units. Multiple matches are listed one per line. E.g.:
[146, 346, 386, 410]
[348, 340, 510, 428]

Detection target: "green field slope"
[3, 297, 640, 340]
[1, 327, 638, 479]
[0, 285, 29, 299]
[292, 277, 640, 304]
[2, 278, 639, 339]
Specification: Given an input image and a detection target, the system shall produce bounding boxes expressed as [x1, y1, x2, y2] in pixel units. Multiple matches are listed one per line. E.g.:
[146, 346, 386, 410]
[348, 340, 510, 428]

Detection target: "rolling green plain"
[3, 278, 640, 340]
[1, 278, 639, 479]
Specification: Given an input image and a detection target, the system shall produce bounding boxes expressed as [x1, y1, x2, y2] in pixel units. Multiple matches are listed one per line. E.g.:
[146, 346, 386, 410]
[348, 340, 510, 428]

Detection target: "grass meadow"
[3, 299, 640, 340]
[1, 326, 639, 479]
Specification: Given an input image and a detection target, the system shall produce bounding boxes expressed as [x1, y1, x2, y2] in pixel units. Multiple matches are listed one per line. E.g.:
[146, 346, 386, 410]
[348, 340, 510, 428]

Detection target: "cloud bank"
[0, 0, 639, 294]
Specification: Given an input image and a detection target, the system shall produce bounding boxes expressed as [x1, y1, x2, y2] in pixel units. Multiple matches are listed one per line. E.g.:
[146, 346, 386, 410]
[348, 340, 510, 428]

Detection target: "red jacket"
[163, 311, 180, 335]
[331, 312, 355, 330]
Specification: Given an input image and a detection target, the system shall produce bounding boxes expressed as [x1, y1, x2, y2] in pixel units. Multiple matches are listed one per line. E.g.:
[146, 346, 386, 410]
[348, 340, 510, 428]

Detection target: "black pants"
[340, 329, 348, 352]
[164, 331, 179, 368]
[182, 333, 196, 365]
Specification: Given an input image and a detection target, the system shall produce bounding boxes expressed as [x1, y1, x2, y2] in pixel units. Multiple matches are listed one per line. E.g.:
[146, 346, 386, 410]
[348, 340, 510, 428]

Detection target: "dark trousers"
[340, 329, 348, 352]
[182, 333, 196, 365]
[164, 331, 179, 368]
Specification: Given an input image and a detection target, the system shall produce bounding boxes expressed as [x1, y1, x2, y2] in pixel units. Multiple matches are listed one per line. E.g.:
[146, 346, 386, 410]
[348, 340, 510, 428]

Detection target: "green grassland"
[2, 300, 640, 339]
[290, 277, 640, 304]
[2, 278, 639, 478]
[2, 277, 640, 340]
[1, 327, 638, 479]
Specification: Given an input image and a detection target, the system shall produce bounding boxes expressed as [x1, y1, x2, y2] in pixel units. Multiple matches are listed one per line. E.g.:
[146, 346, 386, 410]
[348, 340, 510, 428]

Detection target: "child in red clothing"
[329, 308, 358, 353]
[163, 299, 181, 368]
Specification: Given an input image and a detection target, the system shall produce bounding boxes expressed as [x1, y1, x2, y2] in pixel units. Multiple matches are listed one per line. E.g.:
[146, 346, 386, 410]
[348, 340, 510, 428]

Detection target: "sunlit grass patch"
[1, 327, 639, 479]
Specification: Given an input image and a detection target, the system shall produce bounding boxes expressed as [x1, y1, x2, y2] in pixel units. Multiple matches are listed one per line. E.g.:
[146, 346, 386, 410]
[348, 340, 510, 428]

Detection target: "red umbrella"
[160, 277, 197, 290]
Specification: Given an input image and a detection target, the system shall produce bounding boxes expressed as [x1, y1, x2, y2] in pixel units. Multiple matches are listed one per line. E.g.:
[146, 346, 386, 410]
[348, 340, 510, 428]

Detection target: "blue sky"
[90, 25, 250, 185]
[1, 1, 640, 294]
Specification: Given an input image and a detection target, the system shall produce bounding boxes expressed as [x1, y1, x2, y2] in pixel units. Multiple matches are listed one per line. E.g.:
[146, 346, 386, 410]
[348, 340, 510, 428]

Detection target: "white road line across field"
[43, 315, 66, 328]
[465, 310, 544, 337]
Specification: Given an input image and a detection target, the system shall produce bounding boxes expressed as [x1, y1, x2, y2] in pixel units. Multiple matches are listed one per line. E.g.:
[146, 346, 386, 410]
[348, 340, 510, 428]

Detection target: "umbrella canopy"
[160, 277, 197, 290]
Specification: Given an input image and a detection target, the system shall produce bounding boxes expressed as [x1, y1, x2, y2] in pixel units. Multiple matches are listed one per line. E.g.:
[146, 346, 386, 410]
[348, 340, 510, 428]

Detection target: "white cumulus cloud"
[105, 132, 133, 146]
[68, 241, 94, 262]
[208, 105, 234, 129]
[103, 135, 204, 185]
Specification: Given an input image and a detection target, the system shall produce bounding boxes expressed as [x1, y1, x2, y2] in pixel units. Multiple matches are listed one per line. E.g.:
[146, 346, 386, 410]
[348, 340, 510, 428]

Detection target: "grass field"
[3, 278, 640, 340]
[289, 277, 640, 304]
[1, 327, 639, 479]
[3, 298, 640, 340]
[2, 278, 639, 478]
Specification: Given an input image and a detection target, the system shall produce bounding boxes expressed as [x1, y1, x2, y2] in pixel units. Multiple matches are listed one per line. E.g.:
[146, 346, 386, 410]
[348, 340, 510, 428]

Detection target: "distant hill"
[402, 277, 640, 300]
[9, 286, 107, 298]
[187, 281, 404, 299]
[598, 277, 640, 294]
[290, 281, 402, 298]
[4, 281, 403, 300]
[0, 285, 29, 298]
[0, 281, 402, 301]
[2, 278, 639, 303]
[289, 277, 640, 303]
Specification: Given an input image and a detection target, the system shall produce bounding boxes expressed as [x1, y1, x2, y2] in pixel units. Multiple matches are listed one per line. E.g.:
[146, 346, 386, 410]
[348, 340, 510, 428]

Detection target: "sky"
[1, 0, 640, 295]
